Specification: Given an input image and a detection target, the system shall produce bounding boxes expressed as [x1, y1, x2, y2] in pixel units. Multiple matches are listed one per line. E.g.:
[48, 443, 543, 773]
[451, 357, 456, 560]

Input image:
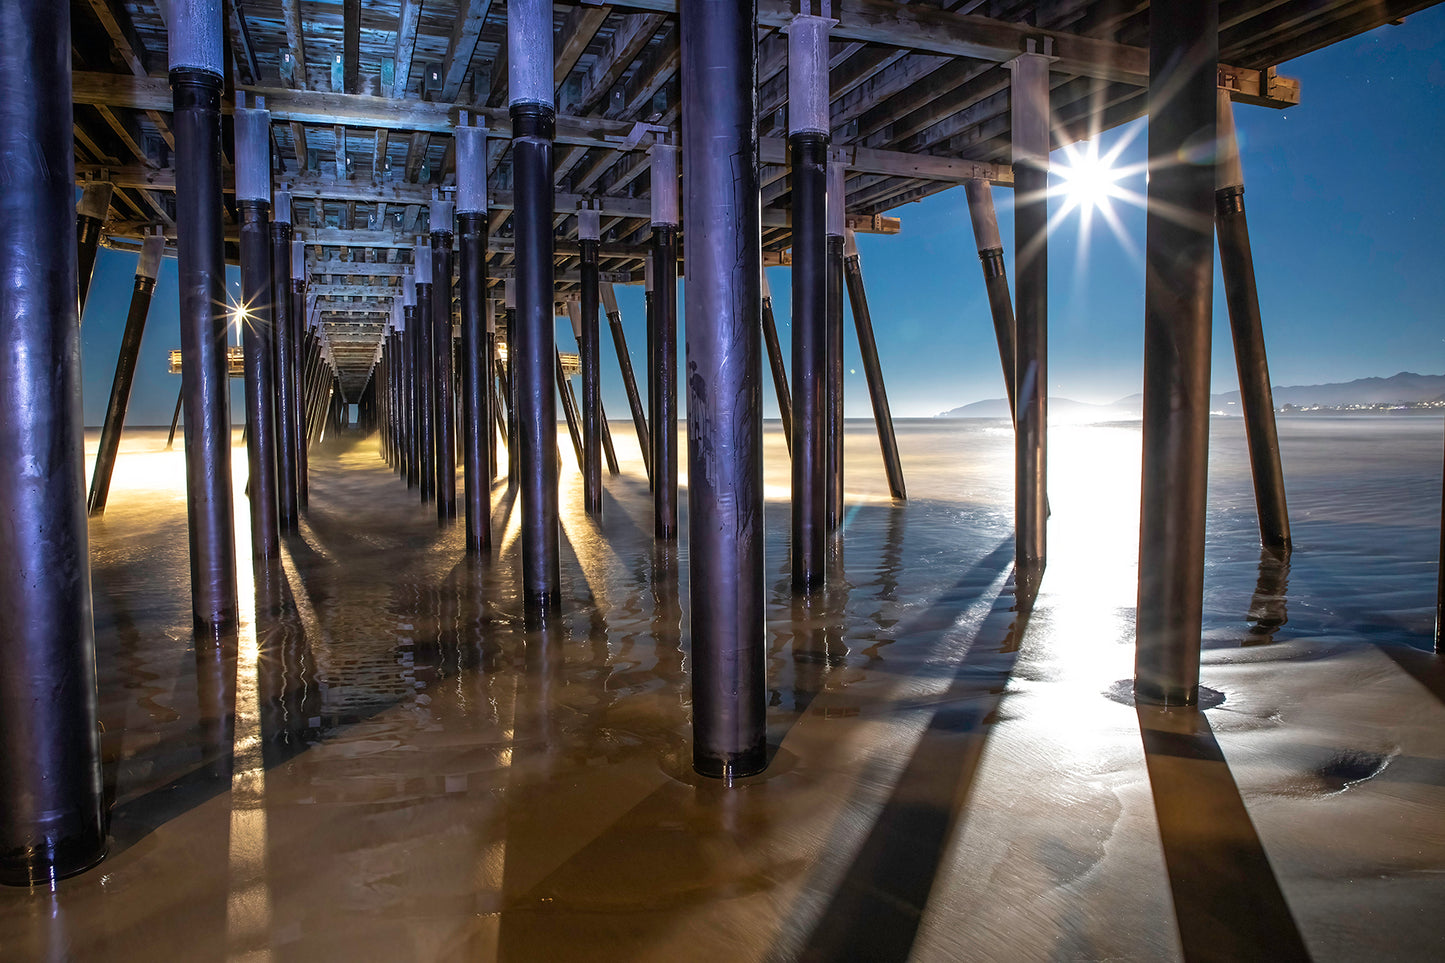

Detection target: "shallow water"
[0, 414, 1441, 961]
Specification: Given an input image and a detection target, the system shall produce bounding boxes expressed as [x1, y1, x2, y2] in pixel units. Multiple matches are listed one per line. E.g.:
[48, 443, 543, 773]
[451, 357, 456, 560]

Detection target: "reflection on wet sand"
[1244, 550, 1290, 646]
[2, 421, 1443, 961]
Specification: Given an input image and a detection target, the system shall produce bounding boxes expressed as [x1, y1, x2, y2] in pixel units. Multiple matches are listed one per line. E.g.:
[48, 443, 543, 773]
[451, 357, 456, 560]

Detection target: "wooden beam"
[605, 26, 677, 119]
[335, 125, 349, 181]
[343, 0, 362, 94]
[572, 12, 665, 113]
[226, 0, 262, 84]
[311, 283, 401, 299]
[373, 129, 389, 182]
[280, 0, 308, 87]
[609, 0, 1299, 105]
[555, 4, 613, 89]
[95, 105, 150, 167]
[392, 0, 425, 98]
[440, 0, 493, 102]
[84, 0, 147, 75]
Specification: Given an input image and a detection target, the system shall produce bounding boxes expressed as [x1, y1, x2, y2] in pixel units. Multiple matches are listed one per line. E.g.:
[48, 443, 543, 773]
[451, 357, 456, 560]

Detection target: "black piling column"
[0, 0, 107, 884]
[403, 281, 419, 490]
[842, 231, 906, 500]
[487, 313, 501, 477]
[166, 386, 184, 448]
[414, 239, 436, 504]
[88, 234, 164, 516]
[75, 181, 113, 320]
[579, 207, 603, 514]
[432, 200, 457, 522]
[1216, 90, 1291, 554]
[651, 141, 680, 540]
[601, 282, 652, 481]
[504, 296, 521, 493]
[1437, 423, 1443, 653]
[825, 162, 845, 530]
[291, 240, 310, 510]
[170, 1, 238, 632]
[388, 325, 402, 469]
[790, 133, 828, 587]
[646, 256, 657, 494]
[510, 0, 561, 615]
[1009, 50, 1050, 580]
[1135, 0, 1219, 706]
[681, 0, 768, 781]
[457, 121, 491, 554]
[964, 178, 1019, 418]
[788, 7, 832, 591]
[761, 270, 793, 455]
[556, 348, 585, 469]
[236, 101, 280, 563]
[271, 192, 298, 532]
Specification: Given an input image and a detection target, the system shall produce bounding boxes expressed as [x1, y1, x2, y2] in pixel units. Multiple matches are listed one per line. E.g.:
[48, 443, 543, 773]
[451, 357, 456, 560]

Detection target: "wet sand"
[0, 417, 1441, 961]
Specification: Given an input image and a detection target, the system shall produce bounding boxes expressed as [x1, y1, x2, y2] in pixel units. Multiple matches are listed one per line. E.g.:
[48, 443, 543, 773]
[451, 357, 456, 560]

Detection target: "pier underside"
[4, 422, 1439, 960]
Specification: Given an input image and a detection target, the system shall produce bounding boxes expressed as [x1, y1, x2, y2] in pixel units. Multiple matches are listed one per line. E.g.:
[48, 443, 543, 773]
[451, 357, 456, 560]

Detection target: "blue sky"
[80, 8, 1445, 425]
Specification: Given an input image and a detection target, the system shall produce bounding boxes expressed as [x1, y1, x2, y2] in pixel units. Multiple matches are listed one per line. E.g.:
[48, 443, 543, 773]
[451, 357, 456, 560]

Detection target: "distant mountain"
[1116, 371, 1445, 410]
[1230, 372, 1445, 408]
[942, 372, 1445, 419]
[937, 397, 1137, 419]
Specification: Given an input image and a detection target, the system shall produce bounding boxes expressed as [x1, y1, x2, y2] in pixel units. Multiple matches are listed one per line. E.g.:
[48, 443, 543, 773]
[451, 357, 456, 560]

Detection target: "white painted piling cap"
[168, 0, 225, 76]
[273, 189, 293, 224]
[827, 161, 846, 237]
[77, 181, 114, 221]
[136, 233, 165, 280]
[508, 0, 554, 109]
[649, 143, 679, 227]
[429, 196, 454, 235]
[234, 107, 272, 202]
[455, 124, 488, 214]
[786, 11, 837, 136]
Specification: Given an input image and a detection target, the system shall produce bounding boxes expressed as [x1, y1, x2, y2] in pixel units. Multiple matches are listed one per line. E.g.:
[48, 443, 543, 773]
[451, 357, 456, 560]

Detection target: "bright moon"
[1055, 141, 1124, 217]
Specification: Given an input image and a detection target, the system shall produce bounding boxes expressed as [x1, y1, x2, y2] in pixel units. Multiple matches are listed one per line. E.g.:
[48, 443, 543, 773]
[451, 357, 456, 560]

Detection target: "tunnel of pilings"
[1, 0, 1440, 890]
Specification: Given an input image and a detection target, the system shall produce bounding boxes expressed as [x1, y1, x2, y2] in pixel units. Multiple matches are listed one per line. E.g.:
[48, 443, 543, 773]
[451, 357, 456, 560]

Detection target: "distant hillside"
[1223, 371, 1445, 408]
[943, 372, 1445, 418]
[937, 397, 1137, 419]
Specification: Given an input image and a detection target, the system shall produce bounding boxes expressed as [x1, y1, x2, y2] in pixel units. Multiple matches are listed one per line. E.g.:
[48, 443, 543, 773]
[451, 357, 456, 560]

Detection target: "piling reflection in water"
[11, 417, 1442, 958]
[1245, 550, 1291, 646]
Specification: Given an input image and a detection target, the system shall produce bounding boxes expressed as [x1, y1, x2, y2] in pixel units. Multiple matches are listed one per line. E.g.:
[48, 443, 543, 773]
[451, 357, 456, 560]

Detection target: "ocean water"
[1, 413, 1440, 960]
